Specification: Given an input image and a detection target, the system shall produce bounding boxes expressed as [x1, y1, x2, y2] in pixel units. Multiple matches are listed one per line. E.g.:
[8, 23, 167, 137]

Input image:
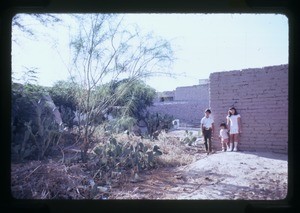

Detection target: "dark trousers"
[203, 129, 212, 152]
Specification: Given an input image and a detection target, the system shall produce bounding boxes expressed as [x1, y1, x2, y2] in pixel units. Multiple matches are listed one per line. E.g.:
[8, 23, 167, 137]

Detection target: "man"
[200, 108, 214, 154]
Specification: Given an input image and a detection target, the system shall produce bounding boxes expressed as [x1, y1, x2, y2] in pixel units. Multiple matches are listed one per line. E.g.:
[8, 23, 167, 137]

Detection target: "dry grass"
[102, 130, 204, 167]
[155, 131, 205, 167]
[11, 129, 207, 199]
[91, 129, 205, 168]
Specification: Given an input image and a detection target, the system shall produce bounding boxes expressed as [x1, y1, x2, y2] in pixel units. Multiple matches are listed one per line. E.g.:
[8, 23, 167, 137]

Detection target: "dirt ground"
[11, 129, 288, 200]
[107, 129, 287, 200]
[109, 150, 287, 200]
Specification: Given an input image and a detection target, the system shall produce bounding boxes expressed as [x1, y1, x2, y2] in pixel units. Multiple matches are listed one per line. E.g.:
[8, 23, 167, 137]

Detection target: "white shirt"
[200, 116, 214, 129]
[219, 129, 229, 139]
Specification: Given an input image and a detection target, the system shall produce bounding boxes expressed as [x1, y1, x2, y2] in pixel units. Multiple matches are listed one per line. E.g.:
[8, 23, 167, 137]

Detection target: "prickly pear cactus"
[93, 137, 163, 174]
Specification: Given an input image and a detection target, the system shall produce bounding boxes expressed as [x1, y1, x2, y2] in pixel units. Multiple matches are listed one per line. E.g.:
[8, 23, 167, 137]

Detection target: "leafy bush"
[11, 83, 62, 161]
[144, 112, 174, 138]
[48, 80, 79, 128]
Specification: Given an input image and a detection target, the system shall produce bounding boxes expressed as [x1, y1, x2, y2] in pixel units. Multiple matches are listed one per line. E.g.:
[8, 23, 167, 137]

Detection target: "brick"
[209, 64, 288, 153]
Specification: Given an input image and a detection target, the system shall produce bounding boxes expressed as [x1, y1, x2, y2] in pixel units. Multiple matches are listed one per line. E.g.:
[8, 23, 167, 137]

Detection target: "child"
[200, 108, 214, 154]
[226, 107, 242, 151]
[219, 122, 230, 151]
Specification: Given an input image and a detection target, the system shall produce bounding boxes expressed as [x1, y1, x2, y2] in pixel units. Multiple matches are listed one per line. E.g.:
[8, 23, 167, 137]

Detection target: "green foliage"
[11, 82, 62, 161]
[12, 14, 62, 42]
[108, 116, 137, 134]
[62, 14, 174, 162]
[48, 80, 79, 127]
[112, 79, 156, 120]
[92, 137, 162, 173]
[181, 130, 198, 146]
[48, 80, 78, 111]
[144, 112, 174, 138]
[93, 78, 156, 134]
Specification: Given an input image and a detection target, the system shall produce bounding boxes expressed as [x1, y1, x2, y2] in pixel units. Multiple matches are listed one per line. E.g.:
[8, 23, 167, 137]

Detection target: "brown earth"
[11, 129, 288, 200]
[109, 151, 287, 200]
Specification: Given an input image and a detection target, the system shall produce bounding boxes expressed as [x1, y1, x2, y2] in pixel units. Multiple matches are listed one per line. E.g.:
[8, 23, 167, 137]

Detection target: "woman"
[226, 107, 242, 151]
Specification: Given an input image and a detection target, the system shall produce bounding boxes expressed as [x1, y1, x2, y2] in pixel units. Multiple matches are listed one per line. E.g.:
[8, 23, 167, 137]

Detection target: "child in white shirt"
[200, 108, 214, 154]
[219, 122, 230, 151]
[226, 107, 242, 151]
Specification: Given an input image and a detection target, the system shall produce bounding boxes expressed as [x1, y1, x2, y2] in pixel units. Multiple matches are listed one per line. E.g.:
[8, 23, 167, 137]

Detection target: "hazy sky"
[12, 13, 288, 92]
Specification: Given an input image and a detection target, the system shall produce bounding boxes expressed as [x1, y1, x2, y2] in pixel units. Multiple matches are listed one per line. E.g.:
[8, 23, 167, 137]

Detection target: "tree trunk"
[81, 136, 89, 163]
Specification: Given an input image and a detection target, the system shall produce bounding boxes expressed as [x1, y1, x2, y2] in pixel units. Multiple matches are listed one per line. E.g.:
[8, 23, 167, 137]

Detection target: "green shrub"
[92, 137, 162, 173]
[181, 130, 197, 146]
[11, 83, 62, 161]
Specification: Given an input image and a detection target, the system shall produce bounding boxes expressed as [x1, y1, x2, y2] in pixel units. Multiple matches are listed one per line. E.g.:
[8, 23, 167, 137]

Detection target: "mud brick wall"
[149, 83, 209, 125]
[209, 64, 288, 153]
[175, 84, 209, 102]
[148, 101, 209, 126]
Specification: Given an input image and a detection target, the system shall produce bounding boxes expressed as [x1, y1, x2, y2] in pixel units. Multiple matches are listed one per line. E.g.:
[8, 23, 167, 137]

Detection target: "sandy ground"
[110, 150, 287, 200]
[11, 129, 288, 200]
[110, 129, 288, 200]
[177, 151, 287, 199]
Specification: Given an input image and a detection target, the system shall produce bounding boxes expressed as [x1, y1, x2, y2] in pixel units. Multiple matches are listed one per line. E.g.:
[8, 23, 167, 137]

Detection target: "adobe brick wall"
[175, 84, 209, 102]
[209, 64, 288, 153]
[148, 101, 209, 126]
[148, 83, 209, 125]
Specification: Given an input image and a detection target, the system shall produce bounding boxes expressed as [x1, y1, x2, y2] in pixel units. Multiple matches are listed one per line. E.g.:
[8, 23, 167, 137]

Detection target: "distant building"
[149, 80, 210, 127]
[199, 79, 209, 85]
[155, 91, 175, 102]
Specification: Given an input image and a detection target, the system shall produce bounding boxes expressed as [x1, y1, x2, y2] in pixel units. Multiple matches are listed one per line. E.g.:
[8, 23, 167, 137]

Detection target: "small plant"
[181, 130, 197, 146]
[144, 112, 174, 139]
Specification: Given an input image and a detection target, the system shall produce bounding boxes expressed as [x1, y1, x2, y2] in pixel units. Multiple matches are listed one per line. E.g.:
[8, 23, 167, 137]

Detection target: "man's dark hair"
[205, 108, 211, 113]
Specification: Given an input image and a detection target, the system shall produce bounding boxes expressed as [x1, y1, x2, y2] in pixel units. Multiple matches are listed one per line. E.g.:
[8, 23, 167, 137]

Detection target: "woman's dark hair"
[229, 107, 238, 116]
[220, 122, 227, 128]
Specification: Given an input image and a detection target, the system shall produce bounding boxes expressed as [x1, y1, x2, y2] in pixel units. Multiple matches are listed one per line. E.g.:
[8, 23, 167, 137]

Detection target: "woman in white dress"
[226, 107, 242, 151]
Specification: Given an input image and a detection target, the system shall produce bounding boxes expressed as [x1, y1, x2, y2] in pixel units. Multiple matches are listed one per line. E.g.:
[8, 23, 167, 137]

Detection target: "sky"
[12, 13, 288, 92]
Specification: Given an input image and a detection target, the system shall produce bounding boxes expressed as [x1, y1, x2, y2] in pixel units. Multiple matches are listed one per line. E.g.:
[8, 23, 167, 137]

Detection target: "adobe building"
[149, 64, 288, 153]
[149, 79, 209, 127]
[209, 64, 288, 153]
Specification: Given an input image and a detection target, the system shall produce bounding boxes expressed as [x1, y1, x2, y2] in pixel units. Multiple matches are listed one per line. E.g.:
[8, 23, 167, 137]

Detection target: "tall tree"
[112, 79, 156, 121]
[12, 13, 61, 41]
[69, 14, 174, 162]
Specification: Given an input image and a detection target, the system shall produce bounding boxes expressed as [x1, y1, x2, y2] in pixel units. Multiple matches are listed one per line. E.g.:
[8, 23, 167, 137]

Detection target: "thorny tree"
[12, 13, 61, 43]
[69, 14, 174, 162]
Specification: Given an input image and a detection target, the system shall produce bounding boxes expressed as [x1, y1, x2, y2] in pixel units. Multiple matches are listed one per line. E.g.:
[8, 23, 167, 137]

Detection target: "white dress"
[227, 114, 241, 134]
[219, 129, 229, 139]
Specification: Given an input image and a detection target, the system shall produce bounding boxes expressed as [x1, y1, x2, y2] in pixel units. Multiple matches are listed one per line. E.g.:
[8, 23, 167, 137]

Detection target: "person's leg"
[203, 130, 208, 152]
[228, 134, 234, 151]
[223, 138, 228, 151]
[221, 141, 226, 151]
[225, 138, 230, 151]
[233, 133, 239, 151]
[207, 129, 212, 153]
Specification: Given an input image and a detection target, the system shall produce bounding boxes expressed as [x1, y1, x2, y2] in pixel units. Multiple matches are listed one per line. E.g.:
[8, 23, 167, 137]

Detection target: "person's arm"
[226, 117, 230, 132]
[200, 119, 204, 134]
[211, 122, 214, 135]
